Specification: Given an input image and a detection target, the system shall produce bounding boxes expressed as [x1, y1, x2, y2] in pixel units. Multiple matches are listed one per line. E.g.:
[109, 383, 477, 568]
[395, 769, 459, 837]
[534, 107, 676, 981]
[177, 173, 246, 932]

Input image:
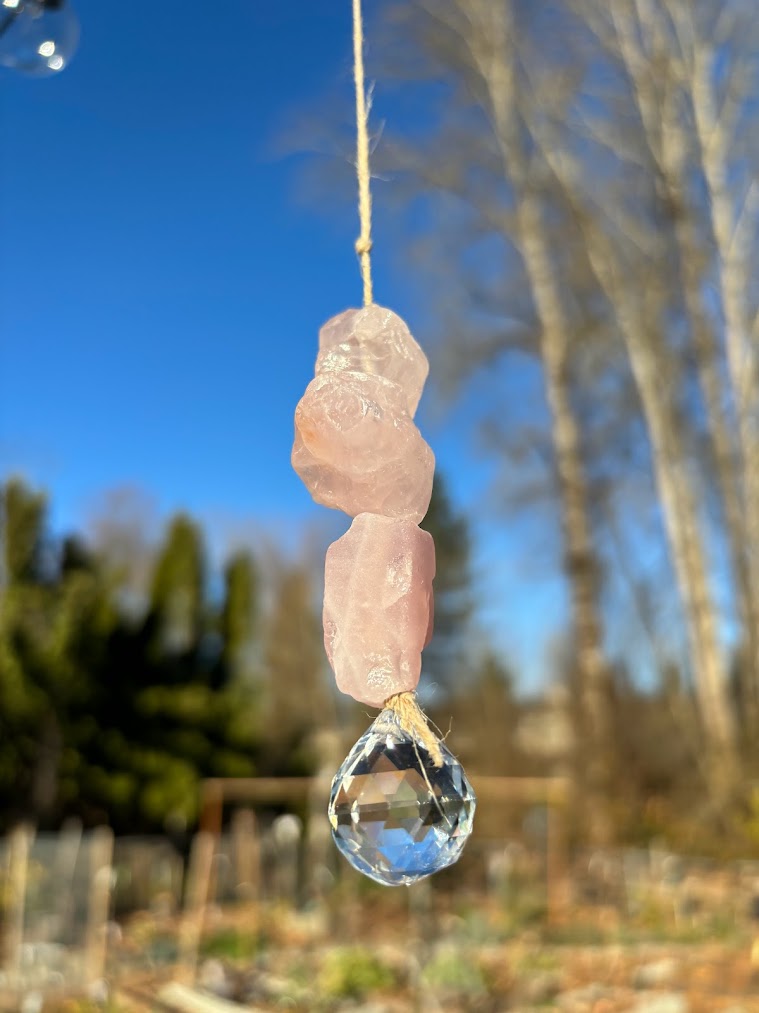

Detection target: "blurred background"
[2, 0, 759, 1010]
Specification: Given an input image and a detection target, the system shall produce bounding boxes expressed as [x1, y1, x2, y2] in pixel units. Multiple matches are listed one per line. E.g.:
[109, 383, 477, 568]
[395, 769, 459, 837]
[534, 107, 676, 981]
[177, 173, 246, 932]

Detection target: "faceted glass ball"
[328, 709, 476, 886]
[0, 0, 80, 77]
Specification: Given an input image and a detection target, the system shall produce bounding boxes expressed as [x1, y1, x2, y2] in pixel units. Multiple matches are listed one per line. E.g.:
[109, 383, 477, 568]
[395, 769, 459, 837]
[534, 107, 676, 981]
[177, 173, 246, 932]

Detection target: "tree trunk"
[591, 255, 738, 798]
[691, 44, 759, 720]
[31, 710, 62, 821]
[473, 1, 615, 843]
[608, 0, 757, 745]
[612, 0, 759, 739]
[518, 198, 616, 843]
[520, 47, 741, 799]
[676, 213, 759, 735]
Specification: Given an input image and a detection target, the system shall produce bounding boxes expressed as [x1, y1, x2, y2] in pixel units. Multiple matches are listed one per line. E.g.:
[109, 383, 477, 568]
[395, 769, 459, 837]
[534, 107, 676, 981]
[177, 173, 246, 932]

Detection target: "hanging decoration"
[0, 0, 79, 77]
[290, 0, 476, 887]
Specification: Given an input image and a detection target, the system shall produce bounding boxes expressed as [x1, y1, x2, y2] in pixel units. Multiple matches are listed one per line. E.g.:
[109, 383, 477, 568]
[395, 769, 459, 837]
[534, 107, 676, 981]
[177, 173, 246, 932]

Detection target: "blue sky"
[0, 0, 566, 687]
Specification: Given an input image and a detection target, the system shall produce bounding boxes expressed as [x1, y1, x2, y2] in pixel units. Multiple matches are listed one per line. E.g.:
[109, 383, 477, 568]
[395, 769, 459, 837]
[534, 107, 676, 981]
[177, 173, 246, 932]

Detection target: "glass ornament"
[328, 708, 476, 886]
[0, 0, 79, 77]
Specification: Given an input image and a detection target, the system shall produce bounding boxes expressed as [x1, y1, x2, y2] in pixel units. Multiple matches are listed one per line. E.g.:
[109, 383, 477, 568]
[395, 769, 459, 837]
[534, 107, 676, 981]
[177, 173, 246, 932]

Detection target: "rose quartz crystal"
[323, 514, 436, 707]
[316, 306, 429, 417]
[291, 371, 434, 523]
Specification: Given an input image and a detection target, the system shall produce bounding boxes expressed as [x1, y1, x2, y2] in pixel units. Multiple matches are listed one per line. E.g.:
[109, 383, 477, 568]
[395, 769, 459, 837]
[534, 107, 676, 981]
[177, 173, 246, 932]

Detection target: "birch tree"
[511, 0, 740, 795]
[682, 1, 759, 725]
[387, 0, 754, 802]
[571, 0, 759, 745]
[390, 0, 618, 842]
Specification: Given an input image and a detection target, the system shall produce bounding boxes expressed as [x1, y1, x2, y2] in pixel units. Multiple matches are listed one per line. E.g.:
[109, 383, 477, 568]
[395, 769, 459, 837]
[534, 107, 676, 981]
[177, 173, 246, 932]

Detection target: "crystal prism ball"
[328, 709, 476, 886]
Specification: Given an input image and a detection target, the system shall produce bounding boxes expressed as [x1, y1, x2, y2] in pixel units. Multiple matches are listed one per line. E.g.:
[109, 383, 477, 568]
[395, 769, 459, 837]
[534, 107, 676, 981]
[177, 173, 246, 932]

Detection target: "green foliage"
[0, 485, 117, 825]
[71, 513, 262, 832]
[260, 565, 329, 775]
[542, 922, 608, 946]
[221, 551, 257, 666]
[317, 946, 396, 999]
[3, 478, 46, 583]
[420, 474, 474, 689]
[0, 480, 287, 833]
[0, 473, 484, 833]
[200, 927, 262, 960]
[741, 787, 759, 848]
[513, 949, 561, 974]
[149, 514, 204, 653]
[59, 1001, 129, 1013]
[421, 946, 487, 996]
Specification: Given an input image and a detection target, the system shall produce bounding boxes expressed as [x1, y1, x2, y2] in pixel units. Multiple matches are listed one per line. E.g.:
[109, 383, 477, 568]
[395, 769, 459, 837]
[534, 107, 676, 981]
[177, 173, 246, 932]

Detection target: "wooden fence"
[0, 774, 570, 1004]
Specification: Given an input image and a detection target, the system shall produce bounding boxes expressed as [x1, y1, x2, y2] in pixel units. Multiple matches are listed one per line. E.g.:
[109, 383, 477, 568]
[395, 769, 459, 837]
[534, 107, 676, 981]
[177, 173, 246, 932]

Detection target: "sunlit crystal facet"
[328, 710, 476, 886]
[323, 514, 436, 707]
[316, 306, 430, 417]
[291, 370, 434, 523]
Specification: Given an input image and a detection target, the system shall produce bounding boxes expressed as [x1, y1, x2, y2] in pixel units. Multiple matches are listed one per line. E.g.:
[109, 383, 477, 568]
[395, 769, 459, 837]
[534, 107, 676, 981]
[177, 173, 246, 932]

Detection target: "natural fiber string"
[351, 3, 439, 762]
[351, 2, 442, 766]
[352, 0, 374, 306]
[386, 692, 444, 768]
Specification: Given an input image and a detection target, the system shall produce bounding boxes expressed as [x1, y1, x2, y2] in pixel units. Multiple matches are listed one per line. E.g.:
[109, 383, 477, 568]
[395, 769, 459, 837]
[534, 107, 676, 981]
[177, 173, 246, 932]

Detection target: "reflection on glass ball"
[0, 0, 79, 77]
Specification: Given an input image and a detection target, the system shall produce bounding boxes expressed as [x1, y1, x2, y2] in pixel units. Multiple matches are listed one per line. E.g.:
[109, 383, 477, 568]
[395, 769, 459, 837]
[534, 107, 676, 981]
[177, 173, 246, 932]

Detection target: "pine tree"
[420, 474, 474, 691]
[73, 513, 260, 832]
[0, 482, 114, 828]
[219, 550, 258, 682]
[261, 564, 329, 776]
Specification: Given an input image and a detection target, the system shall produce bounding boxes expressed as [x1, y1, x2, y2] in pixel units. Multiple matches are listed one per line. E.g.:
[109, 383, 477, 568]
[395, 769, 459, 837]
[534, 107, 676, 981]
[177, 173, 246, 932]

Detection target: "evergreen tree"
[77, 513, 259, 832]
[220, 550, 257, 680]
[420, 474, 474, 690]
[4, 478, 46, 583]
[0, 486, 328, 832]
[261, 564, 329, 776]
[0, 482, 114, 828]
[148, 514, 204, 655]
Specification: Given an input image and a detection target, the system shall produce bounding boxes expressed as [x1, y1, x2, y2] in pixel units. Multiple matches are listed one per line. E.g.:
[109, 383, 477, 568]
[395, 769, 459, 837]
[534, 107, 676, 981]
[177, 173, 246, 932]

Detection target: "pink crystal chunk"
[323, 514, 436, 707]
[291, 371, 434, 523]
[316, 306, 429, 417]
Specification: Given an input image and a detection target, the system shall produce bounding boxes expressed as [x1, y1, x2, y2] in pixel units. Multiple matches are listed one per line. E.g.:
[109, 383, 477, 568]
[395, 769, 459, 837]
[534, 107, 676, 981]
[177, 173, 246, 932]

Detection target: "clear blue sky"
[0, 0, 566, 687]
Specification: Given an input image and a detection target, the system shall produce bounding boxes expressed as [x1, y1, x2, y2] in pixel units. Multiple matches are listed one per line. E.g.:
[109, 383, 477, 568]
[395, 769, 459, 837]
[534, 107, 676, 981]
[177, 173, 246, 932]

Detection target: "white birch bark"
[612, 0, 759, 726]
[463, 0, 615, 841]
[521, 79, 739, 793]
[688, 30, 759, 712]
[599, 262, 737, 774]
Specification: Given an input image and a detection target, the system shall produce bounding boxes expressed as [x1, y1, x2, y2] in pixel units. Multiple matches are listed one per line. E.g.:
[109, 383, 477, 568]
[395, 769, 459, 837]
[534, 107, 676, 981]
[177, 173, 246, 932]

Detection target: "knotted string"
[386, 692, 444, 768]
[351, 0, 442, 767]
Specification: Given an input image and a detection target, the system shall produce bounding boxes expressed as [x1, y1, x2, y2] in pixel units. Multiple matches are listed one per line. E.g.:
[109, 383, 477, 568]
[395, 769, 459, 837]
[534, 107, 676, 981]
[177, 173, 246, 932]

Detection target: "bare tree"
[389, 0, 617, 842]
[516, 11, 741, 796]
[682, 0, 759, 722]
[385, 0, 754, 803]
[571, 0, 759, 745]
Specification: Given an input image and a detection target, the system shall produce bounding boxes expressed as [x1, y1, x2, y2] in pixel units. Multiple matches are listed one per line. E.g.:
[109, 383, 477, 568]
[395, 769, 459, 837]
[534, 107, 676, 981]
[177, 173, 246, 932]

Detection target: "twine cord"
[351, 3, 442, 767]
[352, 0, 374, 306]
[385, 692, 444, 768]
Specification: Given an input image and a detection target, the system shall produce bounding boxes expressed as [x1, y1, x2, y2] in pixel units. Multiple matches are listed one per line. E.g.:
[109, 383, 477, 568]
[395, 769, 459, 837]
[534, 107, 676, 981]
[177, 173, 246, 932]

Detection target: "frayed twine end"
[384, 691, 444, 767]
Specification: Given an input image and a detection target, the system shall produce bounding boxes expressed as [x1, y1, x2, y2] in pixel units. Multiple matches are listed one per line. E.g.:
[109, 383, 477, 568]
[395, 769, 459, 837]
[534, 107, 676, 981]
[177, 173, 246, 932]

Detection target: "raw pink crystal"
[316, 306, 429, 417]
[291, 371, 434, 523]
[323, 514, 436, 707]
